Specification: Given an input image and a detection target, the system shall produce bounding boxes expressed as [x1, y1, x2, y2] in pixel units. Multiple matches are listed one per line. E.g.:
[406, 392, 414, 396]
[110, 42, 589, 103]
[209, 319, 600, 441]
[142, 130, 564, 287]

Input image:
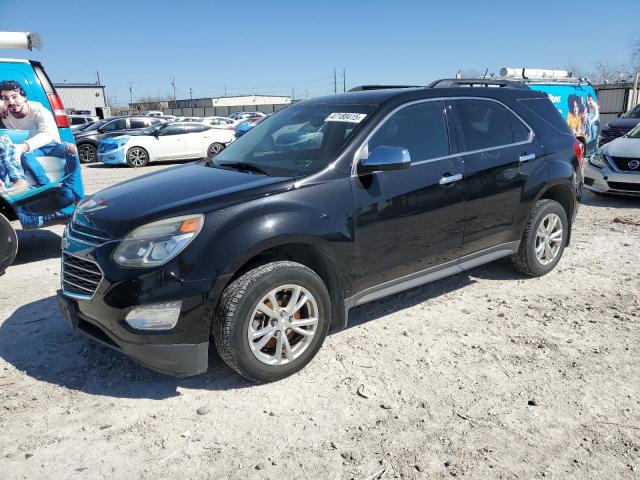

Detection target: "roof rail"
[348, 85, 422, 92]
[428, 78, 530, 89]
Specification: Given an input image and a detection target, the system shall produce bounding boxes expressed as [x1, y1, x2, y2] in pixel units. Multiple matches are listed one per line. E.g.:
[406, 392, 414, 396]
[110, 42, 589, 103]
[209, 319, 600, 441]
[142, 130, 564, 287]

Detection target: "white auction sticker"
[324, 112, 367, 123]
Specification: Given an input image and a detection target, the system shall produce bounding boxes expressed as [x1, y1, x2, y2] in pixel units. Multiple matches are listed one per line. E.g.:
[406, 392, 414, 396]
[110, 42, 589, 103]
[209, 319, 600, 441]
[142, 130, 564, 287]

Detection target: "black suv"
[74, 116, 165, 163]
[58, 80, 583, 382]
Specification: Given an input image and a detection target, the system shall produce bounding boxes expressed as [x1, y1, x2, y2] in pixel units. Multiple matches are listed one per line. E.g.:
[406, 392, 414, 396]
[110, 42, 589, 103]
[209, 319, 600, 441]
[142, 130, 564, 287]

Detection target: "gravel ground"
[1, 161, 639, 480]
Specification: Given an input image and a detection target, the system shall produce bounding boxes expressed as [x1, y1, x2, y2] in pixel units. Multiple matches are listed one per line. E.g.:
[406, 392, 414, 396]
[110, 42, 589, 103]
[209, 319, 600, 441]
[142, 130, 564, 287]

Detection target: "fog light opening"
[125, 301, 182, 331]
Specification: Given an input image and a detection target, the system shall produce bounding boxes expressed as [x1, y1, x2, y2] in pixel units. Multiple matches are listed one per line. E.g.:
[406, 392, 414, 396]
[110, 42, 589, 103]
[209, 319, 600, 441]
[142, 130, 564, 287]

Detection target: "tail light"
[573, 138, 584, 168]
[46, 92, 70, 128]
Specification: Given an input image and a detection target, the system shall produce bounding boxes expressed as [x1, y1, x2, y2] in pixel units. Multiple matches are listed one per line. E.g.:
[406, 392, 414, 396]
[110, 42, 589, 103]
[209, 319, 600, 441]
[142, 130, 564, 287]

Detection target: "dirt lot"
[1, 161, 639, 480]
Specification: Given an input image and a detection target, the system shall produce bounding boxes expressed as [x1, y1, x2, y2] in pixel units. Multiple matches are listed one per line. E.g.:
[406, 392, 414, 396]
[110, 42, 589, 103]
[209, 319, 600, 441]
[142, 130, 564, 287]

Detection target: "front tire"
[78, 143, 97, 163]
[126, 147, 149, 167]
[213, 261, 331, 382]
[0, 213, 18, 275]
[511, 199, 568, 276]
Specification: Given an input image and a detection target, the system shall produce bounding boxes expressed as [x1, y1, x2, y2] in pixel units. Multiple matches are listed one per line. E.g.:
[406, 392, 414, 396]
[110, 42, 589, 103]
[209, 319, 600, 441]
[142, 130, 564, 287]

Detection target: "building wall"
[56, 86, 108, 116]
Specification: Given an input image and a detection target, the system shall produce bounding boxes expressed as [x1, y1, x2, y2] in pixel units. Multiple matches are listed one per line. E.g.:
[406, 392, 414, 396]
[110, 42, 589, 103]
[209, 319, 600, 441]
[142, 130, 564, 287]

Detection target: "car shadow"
[581, 189, 640, 208]
[13, 229, 63, 265]
[0, 296, 252, 400]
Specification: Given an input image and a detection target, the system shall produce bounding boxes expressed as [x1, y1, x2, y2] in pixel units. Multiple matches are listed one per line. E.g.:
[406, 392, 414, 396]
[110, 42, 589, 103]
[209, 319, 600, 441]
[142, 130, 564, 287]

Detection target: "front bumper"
[58, 233, 218, 376]
[97, 147, 127, 165]
[583, 160, 640, 196]
[58, 291, 208, 376]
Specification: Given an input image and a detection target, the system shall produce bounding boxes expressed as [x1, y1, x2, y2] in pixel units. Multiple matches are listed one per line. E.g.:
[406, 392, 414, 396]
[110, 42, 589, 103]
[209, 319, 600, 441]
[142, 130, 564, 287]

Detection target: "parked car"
[58, 81, 582, 381]
[68, 114, 99, 131]
[230, 111, 266, 121]
[584, 122, 640, 195]
[234, 117, 264, 138]
[0, 31, 84, 274]
[73, 119, 104, 133]
[598, 103, 640, 147]
[97, 121, 235, 167]
[74, 116, 165, 163]
[145, 111, 163, 117]
[202, 116, 235, 129]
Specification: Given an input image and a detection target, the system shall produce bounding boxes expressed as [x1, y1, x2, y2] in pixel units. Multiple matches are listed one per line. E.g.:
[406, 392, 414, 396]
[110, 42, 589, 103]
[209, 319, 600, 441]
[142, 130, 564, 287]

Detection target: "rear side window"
[184, 124, 209, 133]
[368, 101, 449, 162]
[508, 111, 531, 143]
[518, 98, 573, 136]
[160, 124, 185, 135]
[455, 99, 513, 151]
[129, 119, 148, 129]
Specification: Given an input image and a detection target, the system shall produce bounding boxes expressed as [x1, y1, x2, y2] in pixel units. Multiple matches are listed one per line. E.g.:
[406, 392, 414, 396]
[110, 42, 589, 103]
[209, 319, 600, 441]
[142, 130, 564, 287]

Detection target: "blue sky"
[1, 0, 638, 106]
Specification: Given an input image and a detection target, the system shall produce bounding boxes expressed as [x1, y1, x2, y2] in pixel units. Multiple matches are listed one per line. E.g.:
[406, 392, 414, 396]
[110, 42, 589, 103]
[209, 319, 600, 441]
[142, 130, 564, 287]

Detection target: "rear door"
[451, 98, 540, 256]
[351, 100, 465, 294]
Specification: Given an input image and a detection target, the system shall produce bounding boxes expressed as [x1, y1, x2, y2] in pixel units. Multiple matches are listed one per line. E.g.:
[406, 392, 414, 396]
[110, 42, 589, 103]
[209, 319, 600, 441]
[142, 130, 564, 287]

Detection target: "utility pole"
[189, 87, 193, 108]
[129, 83, 133, 104]
[96, 70, 101, 86]
[333, 69, 337, 94]
[171, 77, 176, 105]
[224, 85, 227, 97]
[343, 68, 346, 92]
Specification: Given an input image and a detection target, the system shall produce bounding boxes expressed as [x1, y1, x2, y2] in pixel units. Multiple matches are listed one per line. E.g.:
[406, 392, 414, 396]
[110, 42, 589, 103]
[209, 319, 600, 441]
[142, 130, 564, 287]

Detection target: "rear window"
[518, 98, 573, 136]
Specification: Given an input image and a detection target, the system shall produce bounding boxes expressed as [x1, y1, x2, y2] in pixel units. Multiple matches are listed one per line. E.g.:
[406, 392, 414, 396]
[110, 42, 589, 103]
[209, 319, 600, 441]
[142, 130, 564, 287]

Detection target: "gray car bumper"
[583, 161, 640, 196]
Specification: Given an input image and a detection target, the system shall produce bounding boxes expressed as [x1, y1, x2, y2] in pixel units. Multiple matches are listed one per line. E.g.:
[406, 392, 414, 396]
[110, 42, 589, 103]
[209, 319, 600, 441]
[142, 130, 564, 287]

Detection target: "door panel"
[351, 100, 465, 293]
[452, 99, 541, 255]
[155, 124, 186, 159]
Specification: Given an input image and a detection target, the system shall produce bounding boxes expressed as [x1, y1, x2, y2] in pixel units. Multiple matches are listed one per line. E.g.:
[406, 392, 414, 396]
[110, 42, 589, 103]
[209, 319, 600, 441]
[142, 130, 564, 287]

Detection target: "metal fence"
[110, 103, 292, 118]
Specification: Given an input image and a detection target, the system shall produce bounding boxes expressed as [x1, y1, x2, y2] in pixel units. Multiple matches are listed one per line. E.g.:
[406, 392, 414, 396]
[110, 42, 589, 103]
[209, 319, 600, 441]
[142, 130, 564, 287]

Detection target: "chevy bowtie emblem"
[77, 197, 109, 214]
[628, 160, 640, 170]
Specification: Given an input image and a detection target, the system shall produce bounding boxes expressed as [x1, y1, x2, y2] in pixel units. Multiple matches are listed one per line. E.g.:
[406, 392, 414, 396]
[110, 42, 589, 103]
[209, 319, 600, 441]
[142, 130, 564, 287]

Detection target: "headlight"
[589, 152, 608, 169]
[112, 214, 204, 267]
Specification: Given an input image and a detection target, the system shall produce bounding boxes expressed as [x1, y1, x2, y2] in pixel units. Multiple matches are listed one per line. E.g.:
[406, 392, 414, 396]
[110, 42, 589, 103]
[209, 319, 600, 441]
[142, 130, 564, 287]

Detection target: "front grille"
[610, 156, 640, 171]
[62, 253, 103, 298]
[607, 181, 640, 192]
[601, 127, 631, 139]
[67, 220, 112, 246]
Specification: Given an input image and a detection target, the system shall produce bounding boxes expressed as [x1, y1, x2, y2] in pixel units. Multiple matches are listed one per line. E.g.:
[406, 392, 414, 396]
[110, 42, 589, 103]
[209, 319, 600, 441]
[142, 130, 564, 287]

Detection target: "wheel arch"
[533, 181, 576, 245]
[211, 240, 346, 331]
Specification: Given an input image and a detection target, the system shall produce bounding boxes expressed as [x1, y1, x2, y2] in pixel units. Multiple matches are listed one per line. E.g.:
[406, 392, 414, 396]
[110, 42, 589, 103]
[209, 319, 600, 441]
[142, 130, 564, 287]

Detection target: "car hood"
[603, 118, 640, 130]
[77, 162, 294, 238]
[602, 137, 640, 157]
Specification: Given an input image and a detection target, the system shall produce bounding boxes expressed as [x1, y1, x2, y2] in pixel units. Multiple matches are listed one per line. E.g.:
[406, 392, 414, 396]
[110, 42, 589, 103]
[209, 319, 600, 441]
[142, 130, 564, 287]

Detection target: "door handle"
[519, 153, 535, 163]
[439, 173, 463, 185]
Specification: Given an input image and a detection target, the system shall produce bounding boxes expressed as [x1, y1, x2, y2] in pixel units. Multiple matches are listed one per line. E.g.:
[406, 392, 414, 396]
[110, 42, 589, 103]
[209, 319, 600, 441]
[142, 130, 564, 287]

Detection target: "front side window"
[183, 124, 209, 133]
[367, 101, 449, 162]
[101, 118, 126, 131]
[209, 102, 377, 177]
[159, 124, 185, 136]
[456, 99, 513, 151]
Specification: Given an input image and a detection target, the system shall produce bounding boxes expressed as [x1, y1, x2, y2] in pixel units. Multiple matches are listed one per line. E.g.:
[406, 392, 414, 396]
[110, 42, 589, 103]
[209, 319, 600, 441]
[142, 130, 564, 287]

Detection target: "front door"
[351, 100, 465, 294]
[154, 123, 187, 159]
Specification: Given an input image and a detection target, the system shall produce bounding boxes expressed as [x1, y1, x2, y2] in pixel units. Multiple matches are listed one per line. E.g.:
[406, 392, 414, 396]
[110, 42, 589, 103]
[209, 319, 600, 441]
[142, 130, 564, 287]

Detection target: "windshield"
[209, 101, 377, 177]
[622, 104, 640, 119]
[626, 123, 640, 138]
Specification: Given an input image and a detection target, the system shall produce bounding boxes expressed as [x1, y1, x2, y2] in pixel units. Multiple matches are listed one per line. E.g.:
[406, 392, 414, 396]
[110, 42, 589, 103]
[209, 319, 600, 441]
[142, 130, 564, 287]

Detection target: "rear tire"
[0, 213, 18, 275]
[213, 261, 331, 382]
[126, 147, 149, 167]
[511, 199, 568, 277]
[78, 143, 96, 163]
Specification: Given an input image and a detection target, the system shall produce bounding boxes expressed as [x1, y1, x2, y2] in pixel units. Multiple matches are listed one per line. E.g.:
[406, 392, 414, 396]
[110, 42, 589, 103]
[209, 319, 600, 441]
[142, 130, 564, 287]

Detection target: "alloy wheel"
[535, 213, 563, 265]
[128, 148, 148, 167]
[247, 284, 319, 366]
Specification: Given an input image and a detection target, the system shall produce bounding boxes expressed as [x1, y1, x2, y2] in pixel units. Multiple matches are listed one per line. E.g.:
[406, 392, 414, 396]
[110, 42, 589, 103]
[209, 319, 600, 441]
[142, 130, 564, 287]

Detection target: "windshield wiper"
[215, 161, 269, 176]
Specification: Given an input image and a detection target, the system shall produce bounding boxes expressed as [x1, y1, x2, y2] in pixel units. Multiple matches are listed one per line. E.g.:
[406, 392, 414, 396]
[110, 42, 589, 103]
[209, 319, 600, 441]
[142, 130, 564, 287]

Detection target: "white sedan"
[97, 122, 235, 167]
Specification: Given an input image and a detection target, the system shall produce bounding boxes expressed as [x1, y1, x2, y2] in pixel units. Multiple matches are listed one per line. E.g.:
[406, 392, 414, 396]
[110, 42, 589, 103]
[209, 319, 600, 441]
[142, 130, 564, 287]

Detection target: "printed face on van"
[1, 87, 27, 115]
